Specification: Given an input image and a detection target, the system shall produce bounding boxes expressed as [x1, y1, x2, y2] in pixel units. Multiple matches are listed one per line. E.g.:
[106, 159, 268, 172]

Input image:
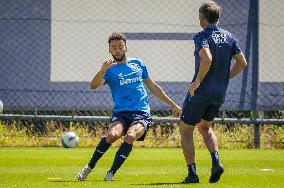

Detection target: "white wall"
[259, 0, 284, 82]
[51, 0, 284, 83]
[51, 0, 204, 82]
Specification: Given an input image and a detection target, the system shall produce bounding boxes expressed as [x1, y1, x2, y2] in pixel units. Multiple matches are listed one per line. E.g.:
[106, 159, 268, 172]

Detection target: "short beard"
[113, 53, 126, 62]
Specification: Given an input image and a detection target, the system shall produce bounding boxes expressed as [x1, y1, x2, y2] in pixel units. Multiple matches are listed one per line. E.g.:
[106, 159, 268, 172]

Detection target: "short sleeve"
[232, 40, 242, 55]
[194, 33, 209, 53]
[103, 70, 109, 83]
[140, 60, 149, 79]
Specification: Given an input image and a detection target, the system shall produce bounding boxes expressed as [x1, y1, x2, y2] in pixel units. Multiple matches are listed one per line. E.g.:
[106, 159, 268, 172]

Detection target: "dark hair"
[199, 1, 221, 24]
[108, 32, 127, 45]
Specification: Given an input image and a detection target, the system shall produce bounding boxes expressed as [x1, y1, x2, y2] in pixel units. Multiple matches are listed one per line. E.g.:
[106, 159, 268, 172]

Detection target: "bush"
[0, 120, 283, 149]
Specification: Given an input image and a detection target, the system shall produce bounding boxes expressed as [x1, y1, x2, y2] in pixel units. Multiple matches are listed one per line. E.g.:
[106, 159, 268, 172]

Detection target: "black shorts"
[180, 94, 221, 125]
[109, 111, 152, 141]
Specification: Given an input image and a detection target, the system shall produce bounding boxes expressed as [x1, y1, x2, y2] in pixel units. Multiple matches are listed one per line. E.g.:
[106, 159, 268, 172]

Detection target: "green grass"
[0, 147, 283, 188]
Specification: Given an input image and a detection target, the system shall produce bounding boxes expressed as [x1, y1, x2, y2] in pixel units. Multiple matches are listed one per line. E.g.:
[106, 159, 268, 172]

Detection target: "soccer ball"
[61, 132, 79, 148]
[0, 100, 3, 114]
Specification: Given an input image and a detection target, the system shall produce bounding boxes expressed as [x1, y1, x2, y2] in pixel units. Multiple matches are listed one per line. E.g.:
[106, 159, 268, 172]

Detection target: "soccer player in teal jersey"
[77, 32, 182, 181]
[180, 1, 247, 184]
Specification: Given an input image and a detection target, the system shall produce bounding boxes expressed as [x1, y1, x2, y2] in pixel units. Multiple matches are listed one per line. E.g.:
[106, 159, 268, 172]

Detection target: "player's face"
[109, 39, 127, 62]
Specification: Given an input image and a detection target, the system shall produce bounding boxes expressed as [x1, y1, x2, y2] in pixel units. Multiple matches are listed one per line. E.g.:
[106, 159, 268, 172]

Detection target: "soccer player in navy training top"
[77, 32, 182, 181]
[180, 1, 247, 184]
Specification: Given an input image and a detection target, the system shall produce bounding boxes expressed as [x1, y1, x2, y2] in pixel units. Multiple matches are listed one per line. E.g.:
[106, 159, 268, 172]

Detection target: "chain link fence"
[0, 0, 283, 148]
[1, 0, 284, 113]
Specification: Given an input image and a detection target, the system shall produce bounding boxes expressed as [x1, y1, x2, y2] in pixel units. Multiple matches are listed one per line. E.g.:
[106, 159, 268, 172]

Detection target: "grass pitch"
[0, 147, 283, 188]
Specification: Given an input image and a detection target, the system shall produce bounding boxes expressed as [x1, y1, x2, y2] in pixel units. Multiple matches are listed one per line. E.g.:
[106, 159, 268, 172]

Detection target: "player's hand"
[101, 59, 117, 72]
[189, 80, 200, 96]
[172, 105, 182, 118]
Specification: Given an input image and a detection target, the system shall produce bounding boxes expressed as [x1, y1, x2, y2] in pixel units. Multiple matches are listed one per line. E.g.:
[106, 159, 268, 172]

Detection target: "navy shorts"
[180, 94, 221, 125]
[109, 111, 152, 141]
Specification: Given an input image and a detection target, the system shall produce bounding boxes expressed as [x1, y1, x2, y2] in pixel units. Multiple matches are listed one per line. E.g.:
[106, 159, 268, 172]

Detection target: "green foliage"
[0, 120, 283, 148]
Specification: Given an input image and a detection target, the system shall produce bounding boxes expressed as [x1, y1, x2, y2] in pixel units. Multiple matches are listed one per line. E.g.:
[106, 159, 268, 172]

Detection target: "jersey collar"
[204, 25, 220, 31]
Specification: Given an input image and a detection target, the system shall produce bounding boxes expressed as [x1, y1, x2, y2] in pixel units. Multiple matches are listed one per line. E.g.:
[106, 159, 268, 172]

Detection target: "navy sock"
[88, 137, 111, 169]
[187, 163, 197, 177]
[210, 151, 221, 166]
[109, 142, 133, 174]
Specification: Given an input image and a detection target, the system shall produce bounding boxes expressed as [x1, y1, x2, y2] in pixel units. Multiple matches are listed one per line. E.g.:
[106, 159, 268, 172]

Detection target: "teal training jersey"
[104, 57, 150, 114]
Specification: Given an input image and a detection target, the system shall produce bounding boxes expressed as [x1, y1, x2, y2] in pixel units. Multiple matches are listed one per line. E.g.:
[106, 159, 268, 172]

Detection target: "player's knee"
[197, 121, 210, 131]
[197, 124, 210, 134]
[124, 132, 136, 143]
[106, 133, 119, 143]
[180, 122, 194, 134]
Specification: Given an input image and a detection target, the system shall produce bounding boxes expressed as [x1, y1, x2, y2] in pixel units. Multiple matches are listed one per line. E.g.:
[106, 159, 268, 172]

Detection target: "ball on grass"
[61, 132, 79, 148]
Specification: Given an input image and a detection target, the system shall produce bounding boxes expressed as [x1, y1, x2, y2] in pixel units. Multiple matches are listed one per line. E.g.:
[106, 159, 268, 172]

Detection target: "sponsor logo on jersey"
[120, 77, 142, 86]
[127, 63, 142, 72]
[212, 31, 228, 44]
[118, 73, 123, 78]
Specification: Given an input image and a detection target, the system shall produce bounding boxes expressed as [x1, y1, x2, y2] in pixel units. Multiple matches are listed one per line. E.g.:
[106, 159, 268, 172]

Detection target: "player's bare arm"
[90, 59, 117, 89]
[189, 47, 212, 96]
[229, 53, 247, 79]
[143, 77, 182, 116]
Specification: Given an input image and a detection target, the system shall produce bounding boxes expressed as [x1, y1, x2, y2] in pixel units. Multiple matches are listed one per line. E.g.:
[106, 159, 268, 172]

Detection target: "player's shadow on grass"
[131, 182, 182, 186]
[49, 180, 105, 183]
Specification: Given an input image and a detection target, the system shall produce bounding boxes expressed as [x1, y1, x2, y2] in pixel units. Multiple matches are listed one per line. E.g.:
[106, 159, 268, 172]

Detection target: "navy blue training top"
[192, 25, 242, 104]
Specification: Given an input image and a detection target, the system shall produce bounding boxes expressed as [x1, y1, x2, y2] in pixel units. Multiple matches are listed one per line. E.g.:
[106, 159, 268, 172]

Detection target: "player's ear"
[125, 46, 128, 52]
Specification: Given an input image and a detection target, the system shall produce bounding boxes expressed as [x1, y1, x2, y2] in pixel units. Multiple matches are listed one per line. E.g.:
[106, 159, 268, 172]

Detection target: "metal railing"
[1, 112, 283, 149]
